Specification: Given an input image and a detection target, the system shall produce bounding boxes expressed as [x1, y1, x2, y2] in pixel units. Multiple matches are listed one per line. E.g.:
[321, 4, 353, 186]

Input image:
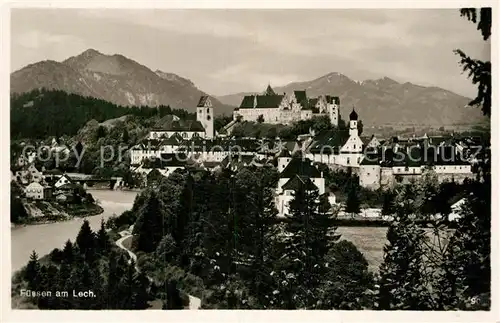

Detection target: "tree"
[62, 239, 75, 264]
[319, 240, 375, 309]
[122, 128, 130, 143]
[96, 218, 109, 253]
[345, 182, 361, 218]
[275, 182, 336, 309]
[257, 114, 265, 123]
[25, 250, 41, 290]
[154, 234, 177, 265]
[95, 125, 107, 140]
[357, 119, 364, 136]
[381, 190, 395, 216]
[133, 192, 165, 253]
[318, 193, 332, 215]
[454, 8, 491, 116]
[75, 220, 96, 261]
[378, 185, 433, 310]
[164, 280, 183, 309]
[439, 176, 491, 310]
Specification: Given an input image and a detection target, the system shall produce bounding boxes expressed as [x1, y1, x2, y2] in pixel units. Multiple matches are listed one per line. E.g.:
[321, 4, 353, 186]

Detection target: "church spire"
[349, 106, 358, 121]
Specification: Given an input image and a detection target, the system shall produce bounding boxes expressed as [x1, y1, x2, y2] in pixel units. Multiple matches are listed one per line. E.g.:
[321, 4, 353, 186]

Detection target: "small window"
[347, 158, 350, 164]
[207, 115, 211, 120]
[367, 173, 370, 176]
[207, 108, 210, 113]
[353, 144, 356, 149]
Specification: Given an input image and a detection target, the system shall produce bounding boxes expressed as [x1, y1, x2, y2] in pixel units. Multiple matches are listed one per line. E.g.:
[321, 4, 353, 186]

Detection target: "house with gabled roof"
[54, 174, 73, 189]
[275, 157, 336, 217]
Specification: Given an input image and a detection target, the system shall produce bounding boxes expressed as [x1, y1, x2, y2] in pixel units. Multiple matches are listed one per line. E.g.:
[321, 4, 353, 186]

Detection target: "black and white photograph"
[2, 1, 496, 319]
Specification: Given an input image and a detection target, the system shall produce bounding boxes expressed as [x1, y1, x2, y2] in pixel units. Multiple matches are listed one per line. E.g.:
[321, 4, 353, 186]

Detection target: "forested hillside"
[10, 89, 195, 139]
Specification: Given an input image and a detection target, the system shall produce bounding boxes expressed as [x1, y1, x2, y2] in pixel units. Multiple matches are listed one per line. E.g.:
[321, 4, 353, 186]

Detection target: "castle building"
[233, 85, 339, 126]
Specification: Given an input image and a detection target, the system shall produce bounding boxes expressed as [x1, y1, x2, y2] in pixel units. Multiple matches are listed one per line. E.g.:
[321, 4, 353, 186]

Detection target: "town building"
[25, 182, 52, 200]
[276, 157, 336, 217]
[54, 174, 73, 188]
[147, 96, 214, 140]
[233, 85, 339, 126]
[359, 141, 475, 190]
[305, 108, 364, 167]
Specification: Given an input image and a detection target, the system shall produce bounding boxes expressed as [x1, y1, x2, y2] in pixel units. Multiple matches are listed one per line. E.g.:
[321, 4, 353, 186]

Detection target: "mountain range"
[10, 49, 234, 115]
[217, 72, 487, 127]
[11, 49, 487, 127]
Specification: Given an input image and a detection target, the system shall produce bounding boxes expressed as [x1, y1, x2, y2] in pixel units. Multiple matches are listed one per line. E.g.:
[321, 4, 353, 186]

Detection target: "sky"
[10, 8, 490, 97]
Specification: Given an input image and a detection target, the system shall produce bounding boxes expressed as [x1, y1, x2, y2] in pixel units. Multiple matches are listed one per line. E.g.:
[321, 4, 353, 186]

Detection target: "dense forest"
[10, 89, 196, 139]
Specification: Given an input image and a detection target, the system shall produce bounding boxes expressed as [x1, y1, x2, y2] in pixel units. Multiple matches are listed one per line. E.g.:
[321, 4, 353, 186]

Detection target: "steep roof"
[360, 153, 381, 166]
[239, 95, 255, 109]
[282, 175, 318, 191]
[264, 84, 276, 96]
[280, 157, 321, 179]
[308, 129, 350, 155]
[255, 95, 284, 109]
[294, 90, 307, 104]
[197, 96, 211, 107]
[349, 107, 358, 121]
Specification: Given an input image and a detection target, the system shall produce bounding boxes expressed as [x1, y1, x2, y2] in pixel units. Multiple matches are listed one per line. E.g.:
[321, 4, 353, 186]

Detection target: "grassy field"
[336, 226, 388, 273]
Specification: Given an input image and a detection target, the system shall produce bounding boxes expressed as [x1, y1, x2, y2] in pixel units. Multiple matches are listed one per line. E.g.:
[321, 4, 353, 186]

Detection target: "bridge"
[65, 173, 124, 190]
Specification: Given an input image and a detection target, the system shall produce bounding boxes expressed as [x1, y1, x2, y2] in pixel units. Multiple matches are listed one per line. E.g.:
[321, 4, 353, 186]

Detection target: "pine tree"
[96, 218, 109, 253]
[345, 181, 361, 218]
[454, 8, 491, 116]
[62, 239, 74, 263]
[165, 280, 183, 309]
[122, 128, 130, 143]
[277, 182, 335, 309]
[439, 177, 491, 309]
[320, 240, 374, 309]
[133, 192, 164, 253]
[76, 220, 96, 262]
[24, 250, 41, 290]
[381, 190, 395, 216]
[378, 185, 433, 310]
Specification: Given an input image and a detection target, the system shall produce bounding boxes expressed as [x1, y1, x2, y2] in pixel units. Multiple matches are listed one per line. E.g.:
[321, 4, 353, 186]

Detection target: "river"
[11, 190, 139, 274]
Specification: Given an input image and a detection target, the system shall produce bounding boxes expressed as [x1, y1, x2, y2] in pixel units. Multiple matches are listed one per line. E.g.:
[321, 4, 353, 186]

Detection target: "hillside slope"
[11, 49, 234, 115]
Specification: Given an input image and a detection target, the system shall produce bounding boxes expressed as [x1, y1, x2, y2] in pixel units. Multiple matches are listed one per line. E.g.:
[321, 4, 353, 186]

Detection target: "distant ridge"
[217, 72, 487, 126]
[10, 49, 234, 115]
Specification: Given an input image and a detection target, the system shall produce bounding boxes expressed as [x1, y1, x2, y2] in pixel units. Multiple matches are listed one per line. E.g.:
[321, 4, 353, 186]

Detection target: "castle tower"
[349, 107, 358, 137]
[328, 96, 340, 127]
[197, 96, 214, 139]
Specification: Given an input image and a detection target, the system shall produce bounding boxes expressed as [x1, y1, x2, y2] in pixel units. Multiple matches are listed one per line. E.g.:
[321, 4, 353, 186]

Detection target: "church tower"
[349, 107, 358, 137]
[328, 96, 340, 127]
[197, 96, 214, 139]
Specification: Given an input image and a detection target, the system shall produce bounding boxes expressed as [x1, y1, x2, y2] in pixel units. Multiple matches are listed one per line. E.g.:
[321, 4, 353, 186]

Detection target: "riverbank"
[13, 200, 104, 227]
[12, 190, 139, 274]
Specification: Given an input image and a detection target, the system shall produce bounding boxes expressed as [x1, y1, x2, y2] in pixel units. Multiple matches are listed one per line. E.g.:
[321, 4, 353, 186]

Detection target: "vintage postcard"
[2, 0, 497, 322]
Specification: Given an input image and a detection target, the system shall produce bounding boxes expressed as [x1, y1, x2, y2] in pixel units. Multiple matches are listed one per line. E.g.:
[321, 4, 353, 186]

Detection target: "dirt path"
[115, 228, 202, 309]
